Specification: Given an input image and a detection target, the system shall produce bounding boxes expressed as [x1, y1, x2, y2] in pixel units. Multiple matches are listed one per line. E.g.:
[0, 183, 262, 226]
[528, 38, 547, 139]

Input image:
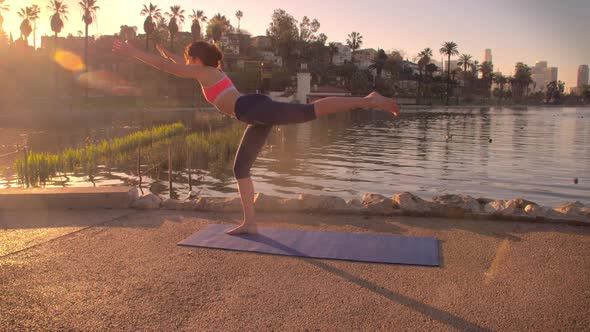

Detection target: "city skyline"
[2, 0, 589, 88]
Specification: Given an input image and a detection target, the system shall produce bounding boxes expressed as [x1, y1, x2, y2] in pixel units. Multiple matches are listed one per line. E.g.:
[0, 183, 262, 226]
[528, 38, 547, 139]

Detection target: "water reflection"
[1, 107, 589, 206]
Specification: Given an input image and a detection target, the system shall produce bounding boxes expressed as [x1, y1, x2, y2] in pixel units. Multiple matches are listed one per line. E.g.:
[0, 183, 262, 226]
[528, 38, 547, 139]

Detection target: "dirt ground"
[1, 210, 589, 331]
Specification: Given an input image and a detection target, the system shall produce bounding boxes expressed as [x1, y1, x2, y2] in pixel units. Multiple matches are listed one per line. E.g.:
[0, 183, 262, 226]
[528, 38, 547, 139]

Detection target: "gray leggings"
[233, 94, 317, 179]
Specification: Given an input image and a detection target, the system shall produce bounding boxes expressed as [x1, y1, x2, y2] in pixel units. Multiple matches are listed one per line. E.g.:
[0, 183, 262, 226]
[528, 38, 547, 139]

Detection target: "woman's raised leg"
[313, 92, 399, 117]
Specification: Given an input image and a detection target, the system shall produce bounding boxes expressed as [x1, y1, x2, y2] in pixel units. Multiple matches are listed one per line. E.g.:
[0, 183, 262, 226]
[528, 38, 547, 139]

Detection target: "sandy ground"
[1, 210, 589, 331]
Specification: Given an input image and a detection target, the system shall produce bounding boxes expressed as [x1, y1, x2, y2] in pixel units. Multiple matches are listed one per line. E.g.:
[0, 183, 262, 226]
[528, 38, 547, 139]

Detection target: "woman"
[112, 40, 400, 235]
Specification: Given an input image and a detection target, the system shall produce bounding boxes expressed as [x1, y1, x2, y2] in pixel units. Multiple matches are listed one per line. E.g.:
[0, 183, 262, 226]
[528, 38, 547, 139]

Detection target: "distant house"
[258, 50, 283, 67]
[331, 42, 352, 65]
[270, 67, 351, 103]
[353, 48, 378, 69]
[250, 35, 272, 50]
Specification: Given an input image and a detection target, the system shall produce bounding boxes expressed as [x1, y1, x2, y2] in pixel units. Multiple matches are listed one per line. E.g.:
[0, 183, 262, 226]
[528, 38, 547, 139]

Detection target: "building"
[484, 49, 492, 63]
[331, 42, 352, 65]
[546, 67, 558, 83]
[353, 48, 378, 69]
[258, 50, 283, 67]
[270, 66, 351, 103]
[577, 65, 589, 88]
[532, 61, 547, 92]
[250, 35, 271, 50]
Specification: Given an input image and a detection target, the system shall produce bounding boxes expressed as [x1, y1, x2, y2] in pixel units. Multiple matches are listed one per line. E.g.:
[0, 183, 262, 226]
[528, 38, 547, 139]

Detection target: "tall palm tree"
[328, 42, 339, 65]
[417, 48, 433, 103]
[457, 54, 472, 74]
[0, 0, 10, 31]
[31, 5, 41, 48]
[165, 5, 185, 50]
[493, 73, 507, 101]
[235, 10, 243, 32]
[369, 49, 388, 81]
[79, 0, 100, 98]
[17, 7, 34, 46]
[48, 1, 68, 48]
[511, 62, 532, 101]
[479, 61, 494, 96]
[439, 41, 459, 105]
[346, 31, 363, 58]
[140, 3, 161, 51]
[189, 9, 207, 42]
[206, 13, 230, 43]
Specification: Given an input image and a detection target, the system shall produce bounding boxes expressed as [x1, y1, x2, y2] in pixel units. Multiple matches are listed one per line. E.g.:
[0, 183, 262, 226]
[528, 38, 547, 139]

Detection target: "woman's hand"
[112, 40, 138, 58]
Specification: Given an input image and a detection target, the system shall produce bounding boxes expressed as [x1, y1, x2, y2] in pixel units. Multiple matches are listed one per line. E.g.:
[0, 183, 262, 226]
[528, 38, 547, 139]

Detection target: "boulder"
[553, 202, 589, 222]
[362, 193, 398, 215]
[484, 198, 537, 217]
[254, 193, 282, 211]
[131, 193, 162, 210]
[392, 192, 432, 214]
[280, 198, 302, 212]
[200, 197, 242, 212]
[432, 194, 483, 216]
[181, 199, 203, 211]
[297, 194, 349, 212]
[298, 194, 324, 210]
[484, 200, 507, 214]
[162, 198, 183, 210]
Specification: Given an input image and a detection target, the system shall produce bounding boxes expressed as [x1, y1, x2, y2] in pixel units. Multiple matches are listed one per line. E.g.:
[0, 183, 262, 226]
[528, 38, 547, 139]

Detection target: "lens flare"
[77, 70, 142, 96]
[54, 50, 86, 72]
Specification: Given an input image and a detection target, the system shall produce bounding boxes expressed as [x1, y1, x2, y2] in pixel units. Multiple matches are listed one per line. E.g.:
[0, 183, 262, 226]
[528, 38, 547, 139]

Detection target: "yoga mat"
[178, 224, 440, 266]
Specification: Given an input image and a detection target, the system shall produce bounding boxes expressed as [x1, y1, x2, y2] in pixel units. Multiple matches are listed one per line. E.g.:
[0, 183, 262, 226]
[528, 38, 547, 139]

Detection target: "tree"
[416, 48, 433, 103]
[152, 16, 169, 46]
[439, 41, 459, 105]
[79, 0, 100, 98]
[235, 10, 243, 32]
[346, 31, 363, 56]
[165, 5, 185, 51]
[369, 49, 388, 90]
[140, 3, 161, 51]
[18, 7, 34, 46]
[328, 42, 339, 65]
[493, 73, 507, 101]
[511, 62, 532, 102]
[457, 54, 472, 75]
[206, 13, 230, 43]
[189, 9, 207, 42]
[29, 5, 40, 49]
[266, 9, 298, 69]
[119, 25, 137, 40]
[479, 61, 494, 97]
[0, 0, 9, 29]
[48, 1, 69, 88]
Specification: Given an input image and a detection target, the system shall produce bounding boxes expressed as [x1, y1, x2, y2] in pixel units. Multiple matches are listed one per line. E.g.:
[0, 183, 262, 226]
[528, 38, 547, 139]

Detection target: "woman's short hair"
[184, 41, 223, 68]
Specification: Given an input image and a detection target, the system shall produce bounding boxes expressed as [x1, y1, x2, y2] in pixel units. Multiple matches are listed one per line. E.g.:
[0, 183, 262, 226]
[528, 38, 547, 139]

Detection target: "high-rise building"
[546, 67, 558, 83]
[577, 65, 589, 87]
[484, 49, 492, 63]
[532, 61, 548, 92]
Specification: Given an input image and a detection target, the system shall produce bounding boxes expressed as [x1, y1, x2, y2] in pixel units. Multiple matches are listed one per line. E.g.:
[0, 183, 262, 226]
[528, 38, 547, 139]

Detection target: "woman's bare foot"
[366, 92, 400, 116]
[226, 222, 258, 235]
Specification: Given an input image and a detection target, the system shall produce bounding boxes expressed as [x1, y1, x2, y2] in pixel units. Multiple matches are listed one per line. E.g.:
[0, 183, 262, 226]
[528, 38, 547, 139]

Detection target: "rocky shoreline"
[128, 190, 590, 225]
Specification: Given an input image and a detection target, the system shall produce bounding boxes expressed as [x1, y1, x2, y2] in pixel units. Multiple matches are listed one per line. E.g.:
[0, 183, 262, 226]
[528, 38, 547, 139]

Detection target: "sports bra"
[202, 75, 237, 105]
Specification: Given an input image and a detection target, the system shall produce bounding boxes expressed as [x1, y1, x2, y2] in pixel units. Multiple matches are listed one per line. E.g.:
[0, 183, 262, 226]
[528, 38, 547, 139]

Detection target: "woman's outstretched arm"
[156, 44, 185, 64]
[113, 40, 203, 80]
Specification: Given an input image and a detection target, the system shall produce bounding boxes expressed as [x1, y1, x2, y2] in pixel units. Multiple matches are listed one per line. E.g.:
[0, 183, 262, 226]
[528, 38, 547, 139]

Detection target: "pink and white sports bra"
[202, 75, 237, 105]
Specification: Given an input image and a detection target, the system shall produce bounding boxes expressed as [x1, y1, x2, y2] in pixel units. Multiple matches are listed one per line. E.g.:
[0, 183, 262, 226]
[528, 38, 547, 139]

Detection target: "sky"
[2, 0, 589, 88]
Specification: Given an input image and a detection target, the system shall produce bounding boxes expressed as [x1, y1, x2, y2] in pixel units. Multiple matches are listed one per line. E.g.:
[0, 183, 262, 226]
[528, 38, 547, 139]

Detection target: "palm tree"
[189, 9, 207, 42]
[17, 7, 33, 46]
[479, 61, 494, 96]
[417, 48, 433, 103]
[30, 5, 40, 49]
[493, 73, 507, 101]
[206, 13, 231, 43]
[0, 0, 10, 30]
[165, 5, 185, 50]
[346, 31, 363, 58]
[235, 10, 243, 32]
[369, 49, 388, 84]
[457, 54, 472, 75]
[439, 41, 459, 105]
[79, 0, 100, 98]
[328, 42, 339, 65]
[140, 3, 161, 51]
[48, 1, 68, 48]
[511, 62, 532, 101]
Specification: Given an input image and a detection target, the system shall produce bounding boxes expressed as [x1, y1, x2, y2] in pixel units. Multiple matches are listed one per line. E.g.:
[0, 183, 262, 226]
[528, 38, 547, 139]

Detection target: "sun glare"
[54, 50, 86, 72]
[77, 70, 142, 96]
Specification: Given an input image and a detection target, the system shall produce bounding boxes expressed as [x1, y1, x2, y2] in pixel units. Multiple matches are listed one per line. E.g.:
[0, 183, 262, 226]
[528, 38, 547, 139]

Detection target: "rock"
[433, 194, 483, 216]
[254, 193, 282, 211]
[181, 199, 203, 211]
[484, 200, 507, 214]
[392, 192, 432, 214]
[163, 198, 183, 210]
[553, 202, 589, 222]
[127, 188, 140, 206]
[346, 198, 362, 208]
[200, 197, 242, 212]
[476, 197, 494, 205]
[280, 198, 302, 212]
[484, 198, 537, 217]
[523, 204, 558, 220]
[131, 193, 162, 210]
[362, 193, 399, 215]
[297, 194, 349, 212]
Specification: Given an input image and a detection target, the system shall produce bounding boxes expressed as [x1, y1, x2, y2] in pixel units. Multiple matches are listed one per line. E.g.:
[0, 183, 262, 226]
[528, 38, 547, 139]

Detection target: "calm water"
[1, 107, 589, 206]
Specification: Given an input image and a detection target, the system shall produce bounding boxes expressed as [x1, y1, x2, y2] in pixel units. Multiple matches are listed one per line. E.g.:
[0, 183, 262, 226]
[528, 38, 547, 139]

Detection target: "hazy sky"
[3, 0, 589, 87]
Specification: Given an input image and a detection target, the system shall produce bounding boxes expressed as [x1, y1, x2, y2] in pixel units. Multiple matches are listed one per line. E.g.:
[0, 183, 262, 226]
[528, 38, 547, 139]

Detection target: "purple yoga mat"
[178, 224, 440, 266]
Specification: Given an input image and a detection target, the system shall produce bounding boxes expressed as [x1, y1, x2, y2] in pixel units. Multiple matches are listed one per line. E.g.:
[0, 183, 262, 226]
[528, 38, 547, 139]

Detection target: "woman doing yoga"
[112, 40, 400, 235]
